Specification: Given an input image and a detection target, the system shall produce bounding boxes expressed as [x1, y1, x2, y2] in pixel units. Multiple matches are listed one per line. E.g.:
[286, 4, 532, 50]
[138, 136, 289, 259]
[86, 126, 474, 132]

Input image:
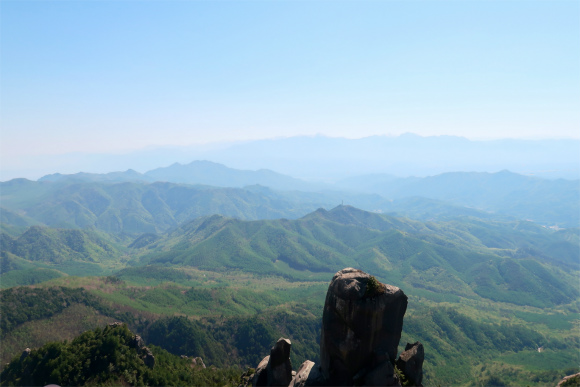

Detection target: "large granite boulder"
[396, 342, 424, 386]
[249, 268, 415, 387]
[320, 268, 408, 386]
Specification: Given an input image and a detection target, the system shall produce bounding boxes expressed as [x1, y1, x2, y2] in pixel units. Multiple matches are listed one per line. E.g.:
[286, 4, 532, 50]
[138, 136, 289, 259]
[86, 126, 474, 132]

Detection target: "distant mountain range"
[336, 170, 579, 226]
[18, 161, 579, 228]
[2, 134, 578, 181]
[39, 160, 326, 191]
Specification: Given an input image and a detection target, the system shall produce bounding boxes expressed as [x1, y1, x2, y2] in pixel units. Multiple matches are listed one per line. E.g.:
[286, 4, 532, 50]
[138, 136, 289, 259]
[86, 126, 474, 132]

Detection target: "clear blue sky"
[1, 0, 579, 165]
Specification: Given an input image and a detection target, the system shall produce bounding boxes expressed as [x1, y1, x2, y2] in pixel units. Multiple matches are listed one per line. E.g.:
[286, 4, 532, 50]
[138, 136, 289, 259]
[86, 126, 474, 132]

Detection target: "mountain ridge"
[133, 205, 578, 308]
[8, 165, 578, 228]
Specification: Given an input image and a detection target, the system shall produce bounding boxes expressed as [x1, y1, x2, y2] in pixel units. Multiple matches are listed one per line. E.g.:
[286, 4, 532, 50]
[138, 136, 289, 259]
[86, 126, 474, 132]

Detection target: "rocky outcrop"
[320, 268, 408, 386]
[193, 356, 206, 369]
[557, 372, 580, 387]
[142, 347, 155, 369]
[253, 338, 293, 387]
[245, 268, 420, 387]
[396, 342, 424, 387]
[181, 355, 206, 369]
[289, 360, 324, 387]
[20, 348, 31, 362]
[130, 333, 155, 369]
[131, 334, 146, 350]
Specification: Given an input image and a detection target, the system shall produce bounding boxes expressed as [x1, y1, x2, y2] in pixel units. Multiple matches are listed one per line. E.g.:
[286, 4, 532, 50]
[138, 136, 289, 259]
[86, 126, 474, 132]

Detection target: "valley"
[0, 165, 578, 386]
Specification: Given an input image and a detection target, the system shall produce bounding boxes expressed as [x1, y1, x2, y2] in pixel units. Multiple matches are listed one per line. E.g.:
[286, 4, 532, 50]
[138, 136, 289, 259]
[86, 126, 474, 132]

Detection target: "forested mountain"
[39, 169, 150, 184]
[39, 161, 325, 192]
[0, 178, 497, 235]
[29, 163, 580, 228]
[2, 205, 576, 307]
[0, 180, 333, 234]
[0, 321, 241, 386]
[1, 163, 578, 387]
[144, 160, 325, 191]
[134, 206, 578, 308]
[2, 168, 576, 236]
[1, 226, 121, 264]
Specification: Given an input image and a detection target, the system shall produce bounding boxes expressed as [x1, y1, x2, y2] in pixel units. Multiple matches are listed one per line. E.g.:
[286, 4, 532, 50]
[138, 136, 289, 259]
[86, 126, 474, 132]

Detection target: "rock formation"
[253, 338, 293, 387]
[20, 348, 31, 362]
[131, 334, 146, 350]
[142, 347, 155, 369]
[192, 356, 206, 369]
[130, 334, 155, 369]
[556, 372, 580, 387]
[395, 342, 424, 387]
[245, 268, 421, 387]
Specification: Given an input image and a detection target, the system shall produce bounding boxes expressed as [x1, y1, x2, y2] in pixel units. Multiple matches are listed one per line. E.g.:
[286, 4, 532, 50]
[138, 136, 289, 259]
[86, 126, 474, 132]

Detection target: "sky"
[1, 0, 579, 171]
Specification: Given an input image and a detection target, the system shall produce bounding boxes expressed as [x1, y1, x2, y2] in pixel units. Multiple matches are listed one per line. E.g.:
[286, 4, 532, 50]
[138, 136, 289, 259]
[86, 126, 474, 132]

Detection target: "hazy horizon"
[2, 1, 579, 180]
[1, 133, 578, 182]
[2, 2, 579, 157]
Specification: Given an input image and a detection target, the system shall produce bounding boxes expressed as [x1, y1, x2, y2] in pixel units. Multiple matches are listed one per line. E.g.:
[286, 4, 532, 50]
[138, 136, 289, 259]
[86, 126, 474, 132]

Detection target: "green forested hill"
[0, 199, 577, 386]
[1, 226, 122, 264]
[4, 170, 575, 235]
[0, 179, 390, 233]
[0, 208, 40, 236]
[0, 226, 126, 287]
[34, 163, 580, 228]
[1, 274, 578, 387]
[0, 322, 241, 387]
[136, 205, 578, 308]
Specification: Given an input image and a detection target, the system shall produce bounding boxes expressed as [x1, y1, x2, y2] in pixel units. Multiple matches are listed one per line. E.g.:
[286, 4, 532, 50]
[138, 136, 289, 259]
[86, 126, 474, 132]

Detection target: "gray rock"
[248, 269, 417, 387]
[289, 360, 325, 387]
[254, 338, 293, 386]
[396, 342, 424, 386]
[252, 355, 270, 387]
[320, 268, 408, 386]
[131, 335, 145, 350]
[142, 347, 155, 369]
[267, 338, 293, 386]
[557, 372, 580, 387]
[20, 348, 31, 362]
[193, 356, 206, 369]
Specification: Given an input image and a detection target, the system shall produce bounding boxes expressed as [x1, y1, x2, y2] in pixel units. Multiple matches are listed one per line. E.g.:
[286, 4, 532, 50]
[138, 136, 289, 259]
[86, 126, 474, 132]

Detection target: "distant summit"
[39, 169, 151, 183]
[144, 160, 324, 191]
[37, 160, 326, 192]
